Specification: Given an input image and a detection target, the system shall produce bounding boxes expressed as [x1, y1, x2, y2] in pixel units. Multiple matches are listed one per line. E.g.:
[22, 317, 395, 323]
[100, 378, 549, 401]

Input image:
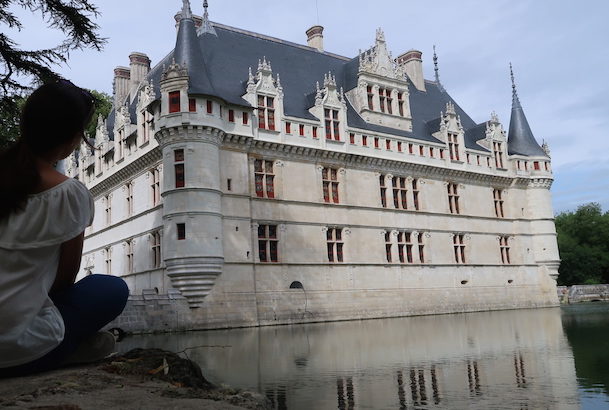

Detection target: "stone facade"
[73, 1, 560, 332]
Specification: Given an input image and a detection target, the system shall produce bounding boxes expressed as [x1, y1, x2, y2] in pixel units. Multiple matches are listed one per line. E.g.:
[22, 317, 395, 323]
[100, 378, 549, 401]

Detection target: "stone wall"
[557, 284, 609, 304]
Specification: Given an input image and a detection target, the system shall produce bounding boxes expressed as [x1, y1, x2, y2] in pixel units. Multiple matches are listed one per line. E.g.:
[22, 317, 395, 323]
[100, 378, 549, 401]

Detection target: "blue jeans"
[0, 274, 129, 377]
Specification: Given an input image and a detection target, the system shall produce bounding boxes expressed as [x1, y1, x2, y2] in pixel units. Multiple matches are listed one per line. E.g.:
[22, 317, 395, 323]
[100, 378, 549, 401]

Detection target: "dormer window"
[257, 95, 275, 130]
[398, 92, 404, 117]
[324, 108, 340, 140]
[367, 86, 374, 110]
[448, 133, 460, 161]
[379, 88, 387, 113]
[169, 91, 180, 113]
[493, 142, 504, 168]
[189, 98, 196, 112]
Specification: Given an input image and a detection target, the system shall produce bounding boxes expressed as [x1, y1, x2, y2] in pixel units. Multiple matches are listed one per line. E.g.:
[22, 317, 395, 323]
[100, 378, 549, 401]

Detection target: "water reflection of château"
[121, 307, 579, 409]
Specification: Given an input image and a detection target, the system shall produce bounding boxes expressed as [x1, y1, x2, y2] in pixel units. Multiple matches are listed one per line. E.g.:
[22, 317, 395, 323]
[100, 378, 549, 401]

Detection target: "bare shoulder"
[33, 167, 69, 194]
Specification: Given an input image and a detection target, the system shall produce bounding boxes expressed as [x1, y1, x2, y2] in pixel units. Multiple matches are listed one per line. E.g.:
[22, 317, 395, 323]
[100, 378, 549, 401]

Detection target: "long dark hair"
[0, 80, 95, 219]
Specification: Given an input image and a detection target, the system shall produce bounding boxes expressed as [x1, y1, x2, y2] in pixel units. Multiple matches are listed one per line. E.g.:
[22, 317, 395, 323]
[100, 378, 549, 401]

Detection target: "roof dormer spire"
[198, 0, 217, 36]
[433, 45, 445, 93]
[510, 62, 520, 108]
[181, 0, 192, 19]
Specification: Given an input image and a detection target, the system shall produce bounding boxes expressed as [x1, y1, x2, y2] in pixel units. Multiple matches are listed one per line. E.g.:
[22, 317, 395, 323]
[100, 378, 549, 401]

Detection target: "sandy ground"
[0, 349, 269, 410]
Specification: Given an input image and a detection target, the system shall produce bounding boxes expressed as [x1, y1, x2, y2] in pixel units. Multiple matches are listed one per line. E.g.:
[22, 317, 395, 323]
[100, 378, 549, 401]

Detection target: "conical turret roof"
[173, 0, 217, 97]
[507, 66, 547, 157]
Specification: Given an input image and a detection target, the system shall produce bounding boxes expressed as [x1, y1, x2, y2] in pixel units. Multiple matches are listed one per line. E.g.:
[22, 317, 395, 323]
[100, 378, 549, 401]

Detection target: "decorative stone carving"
[161, 58, 188, 81]
[358, 28, 403, 80]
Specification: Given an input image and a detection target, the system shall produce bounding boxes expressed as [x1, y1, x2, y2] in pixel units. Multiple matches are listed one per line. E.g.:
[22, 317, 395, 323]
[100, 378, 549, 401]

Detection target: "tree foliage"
[0, 0, 106, 147]
[555, 203, 609, 285]
[85, 89, 112, 137]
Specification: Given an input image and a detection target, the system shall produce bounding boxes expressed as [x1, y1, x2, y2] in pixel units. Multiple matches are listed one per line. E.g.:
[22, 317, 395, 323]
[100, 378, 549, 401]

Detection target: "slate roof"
[108, 14, 531, 155]
[507, 91, 547, 157]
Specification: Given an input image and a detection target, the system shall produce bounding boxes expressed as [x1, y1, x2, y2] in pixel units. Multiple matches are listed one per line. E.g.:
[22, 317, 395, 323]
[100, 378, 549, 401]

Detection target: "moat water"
[119, 303, 609, 409]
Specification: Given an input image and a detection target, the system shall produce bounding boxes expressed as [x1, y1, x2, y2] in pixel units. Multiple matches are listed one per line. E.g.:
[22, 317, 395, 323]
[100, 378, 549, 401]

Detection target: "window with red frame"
[493, 142, 504, 168]
[385, 231, 392, 263]
[349, 133, 355, 144]
[228, 109, 234, 122]
[258, 224, 278, 262]
[174, 149, 185, 188]
[362, 135, 368, 146]
[324, 109, 340, 140]
[374, 137, 379, 148]
[448, 182, 459, 214]
[398, 92, 404, 116]
[257, 95, 275, 130]
[417, 232, 425, 263]
[386, 140, 391, 150]
[379, 174, 387, 208]
[299, 124, 305, 136]
[500, 236, 510, 264]
[493, 189, 504, 218]
[392, 176, 408, 210]
[312, 126, 318, 138]
[285, 122, 291, 134]
[254, 159, 275, 198]
[453, 233, 466, 264]
[322, 167, 339, 203]
[397, 142, 402, 152]
[412, 178, 420, 210]
[206, 100, 213, 114]
[326, 227, 344, 262]
[397, 231, 413, 263]
[448, 133, 460, 161]
[189, 98, 196, 112]
[243, 112, 249, 125]
[169, 91, 180, 113]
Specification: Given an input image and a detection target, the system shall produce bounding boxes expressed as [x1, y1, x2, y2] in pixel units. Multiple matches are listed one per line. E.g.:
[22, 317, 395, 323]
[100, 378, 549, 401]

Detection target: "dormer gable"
[309, 72, 348, 142]
[243, 57, 284, 132]
[431, 102, 466, 161]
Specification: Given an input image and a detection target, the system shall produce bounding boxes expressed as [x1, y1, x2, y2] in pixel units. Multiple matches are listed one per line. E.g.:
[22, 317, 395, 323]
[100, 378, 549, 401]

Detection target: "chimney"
[306, 25, 324, 52]
[397, 50, 425, 92]
[113, 66, 130, 107]
[129, 52, 151, 94]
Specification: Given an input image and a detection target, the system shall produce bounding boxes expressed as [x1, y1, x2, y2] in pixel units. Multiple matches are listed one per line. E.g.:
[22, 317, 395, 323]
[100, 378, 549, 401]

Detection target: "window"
[367, 86, 374, 110]
[448, 183, 460, 214]
[177, 223, 186, 240]
[104, 194, 112, 226]
[174, 149, 185, 188]
[189, 98, 196, 112]
[493, 189, 504, 218]
[285, 122, 291, 134]
[453, 234, 466, 264]
[141, 111, 151, 144]
[349, 133, 355, 144]
[412, 179, 420, 210]
[324, 109, 340, 140]
[105, 247, 112, 274]
[125, 240, 134, 273]
[152, 231, 161, 268]
[386, 89, 393, 114]
[257, 95, 275, 130]
[392, 176, 407, 210]
[299, 124, 305, 136]
[398, 92, 404, 117]
[448, 133, 460, 161]
[258, 224, 278, 262]
[419, 145, 424, 156]
[429, 147, 434, 158]
[322, 167, 339, 203]
[374, 137, 379, 148]
[228, 109, 235, 122]
[254, 159, 275, 198]
[397, 142, 402, 152]
[312, 126, 318, 138]
[379, 174, 387, 208]
[362, 135, 368, 146]
[466, 153, 470, 163]
[533, 161, 540, 170]
[385, 231, 392, 263]
[500, 236, 510, 264]
[408, 143, 413, 154]
[417, 233, 425, 263]
[379, 88, 387, 113]
[397, 231, 413, 263]
[243, 112, 249, 125]
[326, 227, 343, 262]
[487, 157, 491, 167]
[206, 100, 213, 114]
[493, 142, 504, 168]
[386, 139, 391, 150]
[169, 91, 180, 113]
[126, 182, 134, 217]
[440, 149, 445, 159]
[227, 179, 232, 191]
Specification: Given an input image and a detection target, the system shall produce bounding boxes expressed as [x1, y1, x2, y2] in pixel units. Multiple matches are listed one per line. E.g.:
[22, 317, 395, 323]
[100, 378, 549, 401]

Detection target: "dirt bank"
[0, 348, 269, 410]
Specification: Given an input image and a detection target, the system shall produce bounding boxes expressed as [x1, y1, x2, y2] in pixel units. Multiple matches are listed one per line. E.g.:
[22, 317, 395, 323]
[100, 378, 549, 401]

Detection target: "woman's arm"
[51, 231, 85, 293]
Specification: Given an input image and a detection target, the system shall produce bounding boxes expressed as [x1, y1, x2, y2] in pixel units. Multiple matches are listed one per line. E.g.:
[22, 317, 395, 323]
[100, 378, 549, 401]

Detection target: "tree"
[555, 203, 609, 285]
[85, 89, 112, 137]
[0, 0, 106, 147]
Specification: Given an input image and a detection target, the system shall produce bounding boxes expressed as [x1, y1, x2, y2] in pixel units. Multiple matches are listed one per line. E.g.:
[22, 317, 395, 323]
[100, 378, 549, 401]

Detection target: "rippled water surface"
[120, 303, 609, 409]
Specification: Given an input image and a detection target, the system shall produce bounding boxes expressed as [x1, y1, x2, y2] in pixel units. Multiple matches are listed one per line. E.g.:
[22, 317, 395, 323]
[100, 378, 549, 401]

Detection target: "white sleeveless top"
[0, 178, 94, 368]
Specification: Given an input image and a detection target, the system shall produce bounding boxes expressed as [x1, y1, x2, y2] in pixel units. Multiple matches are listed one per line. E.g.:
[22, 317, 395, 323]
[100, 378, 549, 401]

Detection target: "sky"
[5, 0, 609, 214]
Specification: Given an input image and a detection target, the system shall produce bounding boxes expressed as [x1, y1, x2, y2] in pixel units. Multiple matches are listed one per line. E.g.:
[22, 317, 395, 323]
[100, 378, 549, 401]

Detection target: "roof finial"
[198, 0, 217, 35]
[433, 45, 445, 93]
[181, 0, 192, 19]
[510, 62, 521, 107]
